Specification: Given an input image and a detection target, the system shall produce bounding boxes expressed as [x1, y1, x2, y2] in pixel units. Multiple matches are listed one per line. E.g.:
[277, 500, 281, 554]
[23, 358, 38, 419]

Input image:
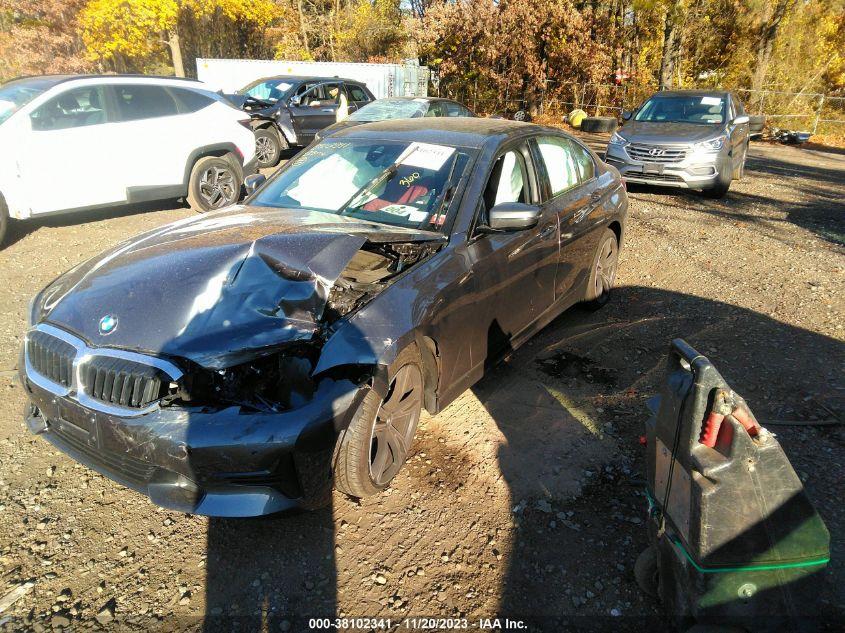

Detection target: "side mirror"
[244, 174, 266, 195]
[483, 202, 542, 231]
[289, 95, 301, 107]
[621, 110, 633, 121]
[732, 115, 750, 125]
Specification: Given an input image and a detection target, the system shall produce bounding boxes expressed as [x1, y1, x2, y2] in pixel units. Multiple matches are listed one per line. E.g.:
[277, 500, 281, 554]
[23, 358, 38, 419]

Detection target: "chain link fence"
[440, 79, 845, 136]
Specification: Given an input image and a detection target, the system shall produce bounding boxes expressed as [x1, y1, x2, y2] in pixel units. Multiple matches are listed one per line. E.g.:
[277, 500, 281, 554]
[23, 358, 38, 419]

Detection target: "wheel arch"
[314, 333, 437, 413]
[183, 143, 244, 190]
[608, 219, 622, 248]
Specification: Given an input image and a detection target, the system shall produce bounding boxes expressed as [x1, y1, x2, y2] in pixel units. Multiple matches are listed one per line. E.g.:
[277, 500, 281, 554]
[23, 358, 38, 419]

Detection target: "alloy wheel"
[255, 136, 277, 165]
[594, 234, 618, 299]
[369, 364, 422, 486]
[198, 165, 237, 209]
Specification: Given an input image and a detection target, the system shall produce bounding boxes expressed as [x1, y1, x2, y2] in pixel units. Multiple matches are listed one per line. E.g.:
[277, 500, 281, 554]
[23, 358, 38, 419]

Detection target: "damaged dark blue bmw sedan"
[20, 118, 627, 516]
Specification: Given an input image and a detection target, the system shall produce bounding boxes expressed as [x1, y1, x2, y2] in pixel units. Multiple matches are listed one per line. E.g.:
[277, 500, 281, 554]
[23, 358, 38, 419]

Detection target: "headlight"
[609, 132, 628, 146]
[694, 136, 726, 152]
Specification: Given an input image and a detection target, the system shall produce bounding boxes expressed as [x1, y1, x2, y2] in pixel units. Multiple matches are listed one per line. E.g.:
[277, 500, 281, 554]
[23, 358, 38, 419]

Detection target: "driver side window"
[482, 150, 530, 211]
[30, 86, 108, 131]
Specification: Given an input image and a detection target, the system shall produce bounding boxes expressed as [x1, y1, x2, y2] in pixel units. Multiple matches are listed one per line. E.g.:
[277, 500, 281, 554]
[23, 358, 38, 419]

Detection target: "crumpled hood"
[35, 206, 444, 369]
[620, 121, 726, 144]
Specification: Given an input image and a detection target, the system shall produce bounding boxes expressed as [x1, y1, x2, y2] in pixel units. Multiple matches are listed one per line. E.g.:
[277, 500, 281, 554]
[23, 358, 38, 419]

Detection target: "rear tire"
[584, 228, 618, 310]
[0, 196, 8, 247]
[187, 154, 241, 212]
[334, 347, 423, 499]
[254, 127, 284, 168]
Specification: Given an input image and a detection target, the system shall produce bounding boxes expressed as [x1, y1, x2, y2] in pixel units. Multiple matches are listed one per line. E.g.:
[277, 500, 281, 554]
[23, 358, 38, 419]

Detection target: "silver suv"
[604, 90, 749, 198]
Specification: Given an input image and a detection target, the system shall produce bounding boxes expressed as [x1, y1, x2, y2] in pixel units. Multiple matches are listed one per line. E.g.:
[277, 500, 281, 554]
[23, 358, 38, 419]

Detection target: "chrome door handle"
[321, 108, 335, 113]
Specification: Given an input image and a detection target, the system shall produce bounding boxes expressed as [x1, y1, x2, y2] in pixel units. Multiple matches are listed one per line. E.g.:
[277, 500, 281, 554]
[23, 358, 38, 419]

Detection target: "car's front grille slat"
[629, 172, 685, 183]
[81, 357, 166, 409]
[27, 330, 76, 388]
[627, 143, 688, 163]
[26, 326, 177, 413]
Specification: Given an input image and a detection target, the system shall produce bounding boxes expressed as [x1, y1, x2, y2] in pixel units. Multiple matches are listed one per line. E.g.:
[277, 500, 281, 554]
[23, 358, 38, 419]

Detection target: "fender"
[182, 143, 245, 190]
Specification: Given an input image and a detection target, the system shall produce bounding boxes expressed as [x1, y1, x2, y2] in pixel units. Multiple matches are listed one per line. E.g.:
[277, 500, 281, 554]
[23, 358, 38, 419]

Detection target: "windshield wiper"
[338, 163, 400, 215]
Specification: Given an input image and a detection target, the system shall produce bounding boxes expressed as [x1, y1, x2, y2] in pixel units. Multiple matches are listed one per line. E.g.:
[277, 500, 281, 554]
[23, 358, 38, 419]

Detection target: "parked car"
[225, 75, 376, 168]
[0, 75, 256, 245]
[315, 96, 474, 140]
[20, 118, 627, 516]
[604, 90, 749, 198]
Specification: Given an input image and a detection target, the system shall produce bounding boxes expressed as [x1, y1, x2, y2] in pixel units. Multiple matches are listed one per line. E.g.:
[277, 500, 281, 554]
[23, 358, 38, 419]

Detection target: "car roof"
[246, 75, 364, 85]
[329, 117, 541, 149]
[6, 74, 201, 85]
[653, 89, 731, 99]
[374, 96, 461, 103]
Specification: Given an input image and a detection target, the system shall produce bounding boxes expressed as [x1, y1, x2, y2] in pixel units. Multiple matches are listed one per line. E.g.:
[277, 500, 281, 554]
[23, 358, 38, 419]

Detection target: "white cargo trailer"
[196, 59, 429, 99]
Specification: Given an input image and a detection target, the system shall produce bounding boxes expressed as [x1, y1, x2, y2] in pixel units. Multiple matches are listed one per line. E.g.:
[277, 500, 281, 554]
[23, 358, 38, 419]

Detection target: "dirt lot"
[0, 135, 843, 632]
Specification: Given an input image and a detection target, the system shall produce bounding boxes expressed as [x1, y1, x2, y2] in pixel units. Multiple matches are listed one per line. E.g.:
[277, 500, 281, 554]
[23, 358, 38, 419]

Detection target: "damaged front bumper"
[21, 374, 365, 517]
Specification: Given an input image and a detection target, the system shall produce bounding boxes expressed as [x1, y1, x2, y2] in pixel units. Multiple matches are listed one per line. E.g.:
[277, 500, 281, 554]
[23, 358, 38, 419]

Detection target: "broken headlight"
[166, 347, 318, 412]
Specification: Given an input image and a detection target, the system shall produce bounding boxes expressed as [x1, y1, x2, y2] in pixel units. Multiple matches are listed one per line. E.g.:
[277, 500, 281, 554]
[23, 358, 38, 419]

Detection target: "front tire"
[584, 228, 619, 310]
[187, 155, 240, 212]
[254, 127, 284, 168]
[702, 158, 732, 198]
[334, 348, 423, 498]
[732, 143, 748, 180]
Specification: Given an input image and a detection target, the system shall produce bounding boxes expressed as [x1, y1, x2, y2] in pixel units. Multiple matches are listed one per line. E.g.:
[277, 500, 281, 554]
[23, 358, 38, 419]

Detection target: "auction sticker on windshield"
[399, 142, 456, 171]
[700, 96, 721, 106]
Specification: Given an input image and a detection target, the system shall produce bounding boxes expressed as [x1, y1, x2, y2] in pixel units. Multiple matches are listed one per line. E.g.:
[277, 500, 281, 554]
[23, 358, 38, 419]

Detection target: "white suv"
[0, 75, 257, 245]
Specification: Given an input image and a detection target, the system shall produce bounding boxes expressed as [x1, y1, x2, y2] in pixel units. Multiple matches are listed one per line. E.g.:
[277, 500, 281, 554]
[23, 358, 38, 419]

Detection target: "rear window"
[171, 88, 215, 113]
[113, 85, 178, 122]
[445, 102, 471, 117]
[347, 85, 370, 102]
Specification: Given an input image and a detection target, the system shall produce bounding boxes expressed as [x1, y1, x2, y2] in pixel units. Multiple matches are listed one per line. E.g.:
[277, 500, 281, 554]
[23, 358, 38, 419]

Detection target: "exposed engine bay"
[163, 239, 443, 413]
[325, 240, 442, 322]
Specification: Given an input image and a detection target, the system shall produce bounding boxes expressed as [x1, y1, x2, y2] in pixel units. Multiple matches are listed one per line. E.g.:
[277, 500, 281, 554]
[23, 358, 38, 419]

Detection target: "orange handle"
[700, 411, 726, 447]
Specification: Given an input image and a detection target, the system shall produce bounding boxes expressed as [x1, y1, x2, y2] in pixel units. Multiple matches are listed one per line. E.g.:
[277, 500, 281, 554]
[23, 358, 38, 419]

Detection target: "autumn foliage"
[0, 0, 842, 104]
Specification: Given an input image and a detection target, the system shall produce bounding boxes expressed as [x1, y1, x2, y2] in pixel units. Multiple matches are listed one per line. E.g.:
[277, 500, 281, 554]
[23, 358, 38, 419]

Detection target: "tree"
[79, 0, 282, 76]
[0, 0, 92, 80]
[750, 0, 795, 92]
[657, 0, 684, 89]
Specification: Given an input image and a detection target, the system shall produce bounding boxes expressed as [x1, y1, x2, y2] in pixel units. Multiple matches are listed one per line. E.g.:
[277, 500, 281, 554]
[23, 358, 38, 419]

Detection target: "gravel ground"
[0, 136, 842, 632]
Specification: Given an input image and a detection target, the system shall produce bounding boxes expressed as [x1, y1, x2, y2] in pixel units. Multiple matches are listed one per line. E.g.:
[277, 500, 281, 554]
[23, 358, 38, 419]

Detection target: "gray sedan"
[604, 90, 749, 198]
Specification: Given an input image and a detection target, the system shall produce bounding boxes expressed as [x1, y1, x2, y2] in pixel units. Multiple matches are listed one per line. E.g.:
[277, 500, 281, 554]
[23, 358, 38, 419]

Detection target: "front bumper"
[21, 371, 365, 517]
[605, 144, 722, 189]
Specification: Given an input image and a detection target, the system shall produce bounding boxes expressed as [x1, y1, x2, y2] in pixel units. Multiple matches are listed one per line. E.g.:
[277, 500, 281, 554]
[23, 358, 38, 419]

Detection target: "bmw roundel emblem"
[98, 315, 118, 335]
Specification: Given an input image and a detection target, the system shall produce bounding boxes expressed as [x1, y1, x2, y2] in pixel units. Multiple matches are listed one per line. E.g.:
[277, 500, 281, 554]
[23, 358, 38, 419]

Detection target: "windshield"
[349, 99, 428, 122]
[0, 77, 61, 125]
[250, 139, 471, 232]
[238, 79, 294, 103]
[635, 95, 725, 124]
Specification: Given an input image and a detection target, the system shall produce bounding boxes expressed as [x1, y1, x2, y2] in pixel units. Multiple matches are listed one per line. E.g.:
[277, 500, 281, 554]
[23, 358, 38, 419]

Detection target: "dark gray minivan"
[604, 90, 750, 198]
